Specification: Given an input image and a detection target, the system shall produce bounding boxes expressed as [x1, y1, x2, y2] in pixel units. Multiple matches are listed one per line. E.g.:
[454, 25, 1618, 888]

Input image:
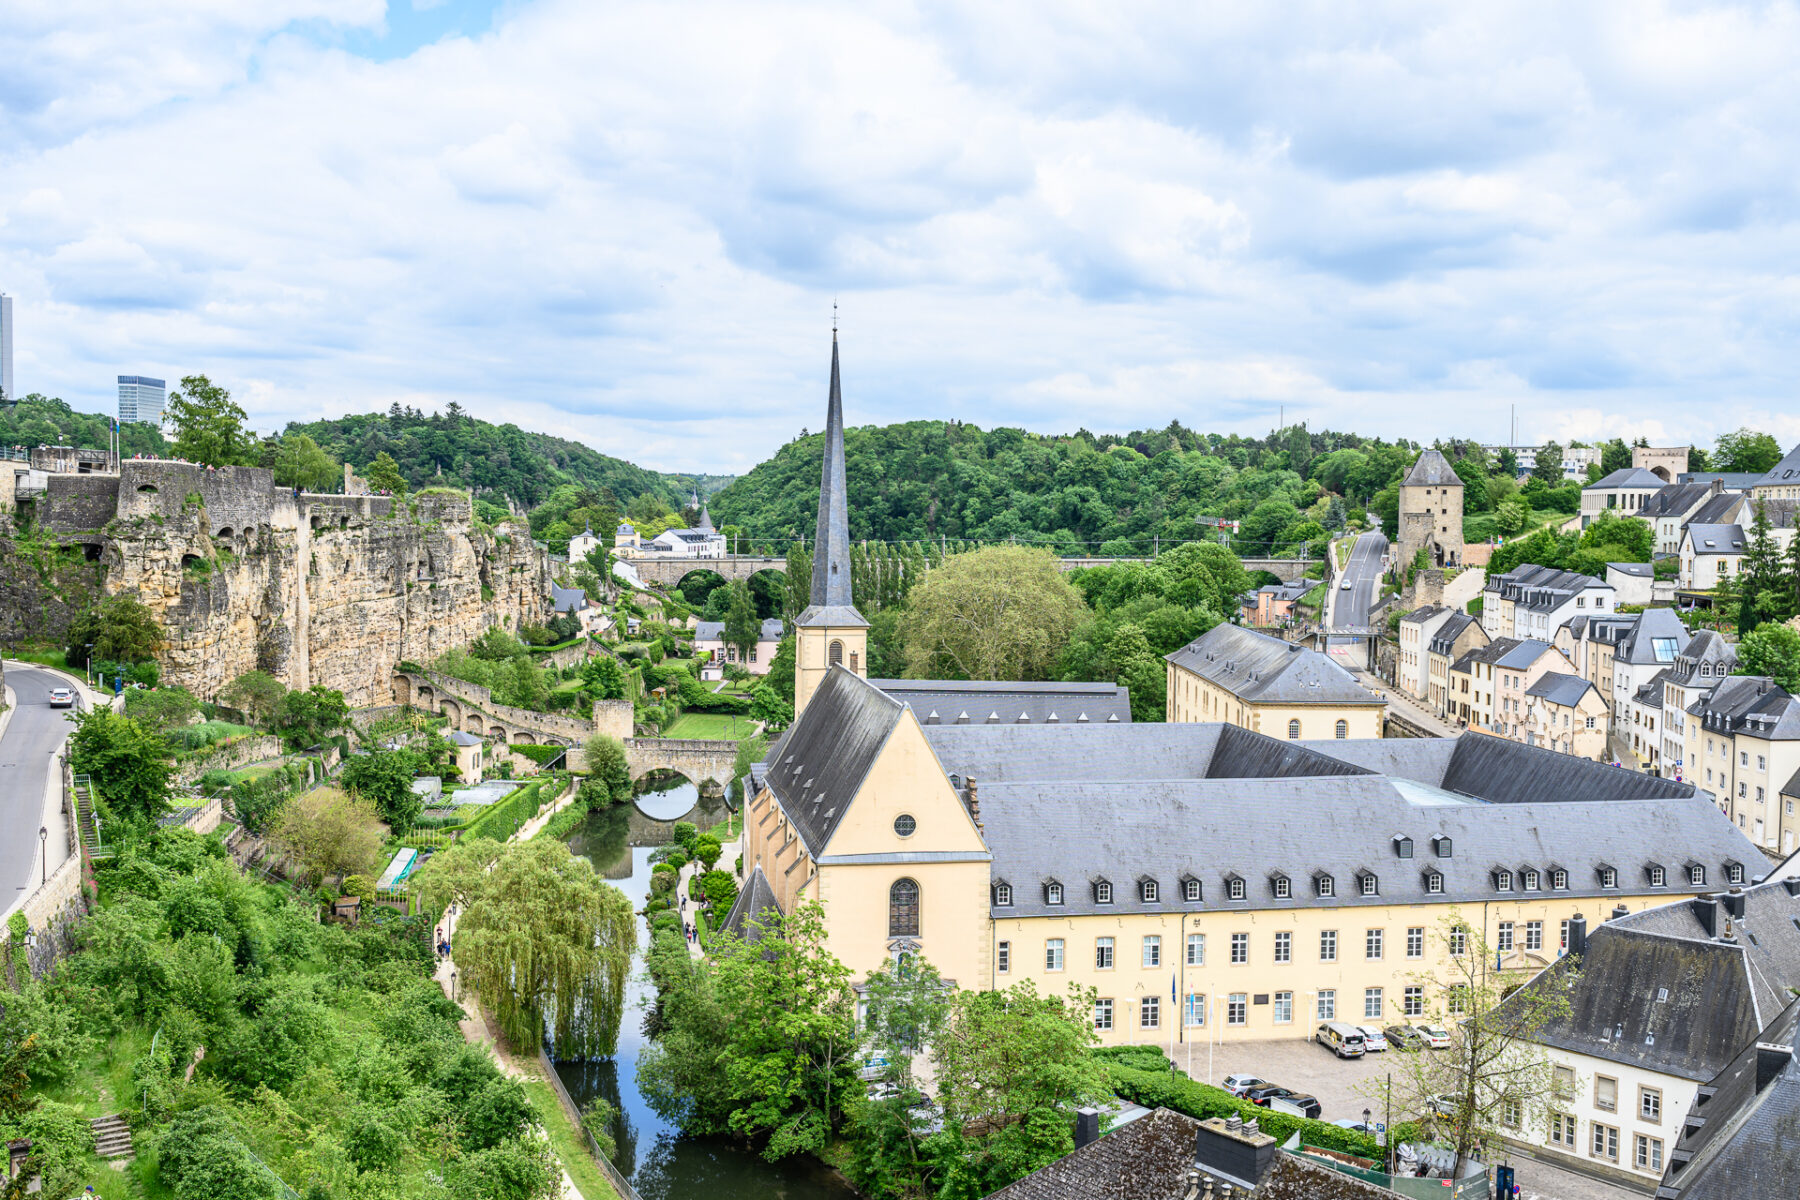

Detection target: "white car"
[47, 687, 75, 709]
[1356, 1025, 1388, 1052]
[1417, 1025, 1452, 1049]
[1340, 580, 1352, 590]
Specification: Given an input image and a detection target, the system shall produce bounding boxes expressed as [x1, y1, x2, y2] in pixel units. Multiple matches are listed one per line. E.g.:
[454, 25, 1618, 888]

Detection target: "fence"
[535, 1047, 645, 1200]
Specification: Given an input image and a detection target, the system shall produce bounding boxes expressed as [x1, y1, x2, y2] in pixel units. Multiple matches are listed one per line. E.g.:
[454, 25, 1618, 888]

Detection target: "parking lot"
[1184, 1037, 1650, 1200]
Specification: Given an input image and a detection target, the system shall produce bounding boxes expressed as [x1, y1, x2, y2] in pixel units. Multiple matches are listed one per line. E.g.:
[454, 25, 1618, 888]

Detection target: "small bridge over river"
[626, 550, 1312, 587]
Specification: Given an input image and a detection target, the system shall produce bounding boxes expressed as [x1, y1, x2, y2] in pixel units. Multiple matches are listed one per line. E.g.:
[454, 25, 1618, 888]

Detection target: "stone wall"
[396, 669, 598, 745]
[40, 472, 122, 534]
[0, 533, 106, 643]
[171, 734, 286, 785]
[17, 855, 86, 981]
[537, 640, 595, 670]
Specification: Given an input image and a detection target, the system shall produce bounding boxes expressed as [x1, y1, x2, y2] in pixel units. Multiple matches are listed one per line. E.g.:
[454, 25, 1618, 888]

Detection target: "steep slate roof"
[1521, 926, 1768, 1080]
[1529, 672, 1600, 708]
[1608, 560, 1654, 577]
[986, 1108, 1203, 1200]
[1400, 603, 1449, 625]
[1683, 491, 1746, 528]
[1617, 606, 1691, 665]
[1437, 733, 1695, 804]
[1427, 611, 1481, 656]
[1614, 876, 1800, 1022]
[1679, 472, 1762, 491]
[719, 864, 783, 944]
[1642, 482, 1719, 519]
[1685, 523, 1746, 555]
[761, 666, 905, 855]
[1635, 670, 1671, 707]
[1666, 630, 1739, 687]
[1165, 624, 1383, 706]
[1587, 467, 1669, 490]
[1492, 638, 1559, 669]
[1687, 677, 1800, 741]
[1403, 448, 1461, 487]
[873, 678, 1132, 726]
[1656, 997, 1800, 1200]
[550, 584, 588, 613]
[1752, 443, 1800, 490]
[804, 332, 855, 613]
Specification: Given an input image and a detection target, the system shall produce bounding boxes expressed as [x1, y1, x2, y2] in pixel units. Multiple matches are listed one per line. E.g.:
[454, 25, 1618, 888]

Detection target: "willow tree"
[450, 839, 636, 1058]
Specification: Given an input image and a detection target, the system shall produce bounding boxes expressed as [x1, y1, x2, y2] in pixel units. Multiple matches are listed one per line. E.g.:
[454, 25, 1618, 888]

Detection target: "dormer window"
[1045, 881, 1064, 906]
[1226, 875, 1246, 902]
[1271, 874, 1291, 900]
[1494, 870, 1513, 892]
[1139, 879, 1159, 904]
[1688, 864, 1706, 887]
[1315, 873, 1335, 898]
[1394, 836, 1414, 859]
[1424, 870, 1444, 895]
[1727, 862, 1745, 885]
[1094, 880, 1113, 905]
[1648, 865, 1666, 888]
[994, 882, 1013, 906]
[1359, 872, 1379, 897]
[1599, 865, 1618, 889]
[1523, 869, 1540, 892]
[1433, 835, 1454, 859]
[1551, 868, 1568, 890]
[1182, 877, 1202, 903]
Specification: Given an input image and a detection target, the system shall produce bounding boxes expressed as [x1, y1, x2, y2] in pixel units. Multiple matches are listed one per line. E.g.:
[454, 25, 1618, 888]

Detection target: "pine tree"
[1740, 500, 1785, 634]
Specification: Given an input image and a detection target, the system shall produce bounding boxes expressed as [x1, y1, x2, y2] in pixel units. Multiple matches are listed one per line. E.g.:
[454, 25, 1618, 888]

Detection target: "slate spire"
[809, 330, 853, 608]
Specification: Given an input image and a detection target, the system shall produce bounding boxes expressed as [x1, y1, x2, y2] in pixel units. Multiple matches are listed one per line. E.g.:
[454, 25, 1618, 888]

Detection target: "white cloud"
[3, 0, 1800, 471]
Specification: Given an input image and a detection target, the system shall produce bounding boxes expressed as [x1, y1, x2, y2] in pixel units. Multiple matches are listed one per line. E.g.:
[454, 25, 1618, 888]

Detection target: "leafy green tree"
[123, 685, 201, 734]
[65, 595, 166, 668]
[269, 432, 339, 491]
[450, 840, 636, 1057]
[1578, 510, 1654, 562]
[1531, 441, 1563, 485]
[1494, 498, 1529, 535]
[1600, 437, 1632, 474]
[364, 451, 408, 495]
[723, 579, 761, 662]
[1739, 500, 1789, 632]
[582, 733, 633, 803]
[930, 980, 1112, 1197]
[784, 543, 813, 624]
[699, 868, 738, 914]
[337, 748, 425, 835]
[1738, 624, 1800, 692]
[1496, 447, 1519, 477]
[68, 708, 173, 823]
[749, 682, 795, 730]
[218, 669, 287, 725]
[268, 786, 386, 886]
[1714, 428, 1784, 474]
[579, 653, 628, 701]
[153, 1106, 279, 1200]
[903, 546, 1090, 681]
[764, 636, 796, 704]
[276, 684, 349, 748]
[445, 1138, 560, 1200]
[168, 375, 258, 468]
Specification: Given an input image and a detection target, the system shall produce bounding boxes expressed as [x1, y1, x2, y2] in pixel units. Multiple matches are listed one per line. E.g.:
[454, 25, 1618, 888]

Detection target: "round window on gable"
[894, 814, 917, 838]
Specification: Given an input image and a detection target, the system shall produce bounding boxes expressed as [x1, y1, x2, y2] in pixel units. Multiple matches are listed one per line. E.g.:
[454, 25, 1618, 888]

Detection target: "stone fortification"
[4, 460, 551, 708]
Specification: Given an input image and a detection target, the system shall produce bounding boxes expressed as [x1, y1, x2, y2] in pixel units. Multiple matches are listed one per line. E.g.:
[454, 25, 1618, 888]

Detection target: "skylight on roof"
[1390, 779, 1480, 808]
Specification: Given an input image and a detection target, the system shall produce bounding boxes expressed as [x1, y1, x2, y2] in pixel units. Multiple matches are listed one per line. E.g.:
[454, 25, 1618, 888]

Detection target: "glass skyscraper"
[118, 375, 167, 425]
[0, 294, 13, 402]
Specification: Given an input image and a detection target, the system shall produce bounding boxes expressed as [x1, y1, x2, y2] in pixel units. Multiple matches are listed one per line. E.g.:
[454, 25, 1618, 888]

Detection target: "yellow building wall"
[1166, 662, 1384, 739]
[795, 625, 868, 713]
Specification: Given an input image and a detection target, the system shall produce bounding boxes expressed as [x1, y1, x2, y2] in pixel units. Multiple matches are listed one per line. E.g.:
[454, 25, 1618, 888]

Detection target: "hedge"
[1103, 1062, 1420, 1163]
[512, 744, 566, 765]
[462, 780, 547, 841]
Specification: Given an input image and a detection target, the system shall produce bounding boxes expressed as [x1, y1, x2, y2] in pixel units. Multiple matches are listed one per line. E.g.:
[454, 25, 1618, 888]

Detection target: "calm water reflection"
[560, 803, 857, 1200]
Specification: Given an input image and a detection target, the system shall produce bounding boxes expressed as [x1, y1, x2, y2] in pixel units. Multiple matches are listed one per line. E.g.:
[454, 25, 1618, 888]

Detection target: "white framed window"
[1363, 988, 1383, 1019]
[1274, 931, 1291, 963]
[997, 941, 1010, 973]
[1094, 998, 1113, 1030]
[1045, 939, 1064, 971]
[1227, 877, 1246, 901]
[1498, 922, 1514, 953]
[1552, 868, 1568, 889]
[1560, 919, 1570, 949]
[1635, 1134, 1663, 1173]
[1640, 1086, 1662, 1123]
[1227, 993, 1247, 1025]
[1495, 870, 1513, 892]
[1366, 928, 1383, 960]
[1728, 863, 1744, 884]
[1524, 869, 1540, 891]
[1186, 933, 1205, 966]
[1183, 878, 1201, 902]
[1403, 986, 1423, 1017]
[1601, 867, 1618, 888]
[1095, 937, 1114, 970]
[1549, 1114, 1577, 1148]
[1689, 864, 1706, 886]
[1140, 879, 1158, 903]
[1316, 990, 1336, 1020]
[1185, 993, 1206, 1027]
[995, 883, 1013, 906]
[1592, 1122, 1619, 1162]
[1316, 874, 1334, 897]
[1426, 872, 1444, 894]
[1095, 881, 1113, 904]
[1273, 991, 1293, 1024]
[1406, 926, 1424, 959]
[1140, 996, 1160, 1030]
[1320, 930, 1338, 962]
[1526, 921, 1543, 952]
[1360, 873, 1379, 896]
[1142, 936, 1161, 968]
[1272, 876, 1291, 899]
[1230, 933, 1248, 964]
[1046, 882, 1064, 905]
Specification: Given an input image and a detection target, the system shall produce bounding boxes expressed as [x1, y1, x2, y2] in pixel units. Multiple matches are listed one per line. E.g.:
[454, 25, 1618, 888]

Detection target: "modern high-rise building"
[0, 293, 13, 402]
[118, 376, 167, 425]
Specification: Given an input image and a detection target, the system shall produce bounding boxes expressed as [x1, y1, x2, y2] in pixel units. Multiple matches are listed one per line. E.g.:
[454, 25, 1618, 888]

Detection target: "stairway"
[90, 1113, 133, 1159]
[71, 773, 112, 860]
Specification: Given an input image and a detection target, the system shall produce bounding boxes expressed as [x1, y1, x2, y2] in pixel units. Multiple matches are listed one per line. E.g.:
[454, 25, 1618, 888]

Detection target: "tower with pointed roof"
[794, 330, 870, 714]
[1397, 447, 1464, 571]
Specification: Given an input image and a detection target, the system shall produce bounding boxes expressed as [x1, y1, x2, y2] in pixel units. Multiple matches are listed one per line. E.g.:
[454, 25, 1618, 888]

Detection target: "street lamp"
[38, 826, 46, 886]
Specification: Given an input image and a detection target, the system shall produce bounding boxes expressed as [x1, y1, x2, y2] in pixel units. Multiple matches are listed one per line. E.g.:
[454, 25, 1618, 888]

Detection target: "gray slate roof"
[1679, 472, 1761, 491]
[1683, 491, 1746, 528]
[1685, 523, 1745, 555]
[761, 666, 904, 855]
[1165, 624, 1383, 706]
[1641, 482, 1719, 519]
[550, 584, 588, 613]
[1753, 443, 1800, 490]
[1401, 603, 1449, 625]
[694, 618, 784, 642]
[1656, 996, 1800, 1200]
[446, 730, 483, 746]
[719, 864, 783, 944]
[807, 333, 855, 611]
[1687, 677, 1800, 741]
[987, 1108, 1204, 1200]
[873, 678, 1132, 726]
[1403, 448, 1461, 487]
[1427, 611, 1482, 656]
[1528, 672, 1600, 708]
[1587, 467, 1669, 490]
[1608, 561, 1654, 577]
[1617, 606, 1691, 665]
[1613, 876, 1800, 1023]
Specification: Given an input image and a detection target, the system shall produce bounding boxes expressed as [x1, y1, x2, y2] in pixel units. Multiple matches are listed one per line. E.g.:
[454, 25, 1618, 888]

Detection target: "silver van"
[1316, 1021, 1367, 1058]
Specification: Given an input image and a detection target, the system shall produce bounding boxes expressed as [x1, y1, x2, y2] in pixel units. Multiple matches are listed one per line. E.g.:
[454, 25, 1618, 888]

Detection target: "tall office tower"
[0, 294, 13, 402]
[118, 376, 167, 425]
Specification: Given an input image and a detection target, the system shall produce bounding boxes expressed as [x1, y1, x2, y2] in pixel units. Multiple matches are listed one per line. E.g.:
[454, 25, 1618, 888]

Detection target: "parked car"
[1315, 1022, 1366, 1058]
[1356, 1025, 1389, 1052]
[1424, 1094, 1458, 1119]
[1417, 1025, 1453, 1049]
[1269, 1091, 1324, 1120]
[1384, 1024, 1425, 1051]
[1331, 1118, 1375, 1135]
[1222, 1073, 1269, 1098]
[47, 687, 74, 708]
[857, 1054, 891, 1082]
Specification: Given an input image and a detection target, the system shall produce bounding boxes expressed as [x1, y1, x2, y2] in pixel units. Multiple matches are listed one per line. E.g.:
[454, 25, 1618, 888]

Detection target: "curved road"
[1, 664, 84, 911]
[1329, 532, 1389, 642]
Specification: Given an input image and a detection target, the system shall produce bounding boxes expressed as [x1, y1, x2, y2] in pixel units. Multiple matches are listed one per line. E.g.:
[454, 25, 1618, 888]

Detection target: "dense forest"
[0, 395, 170, 456]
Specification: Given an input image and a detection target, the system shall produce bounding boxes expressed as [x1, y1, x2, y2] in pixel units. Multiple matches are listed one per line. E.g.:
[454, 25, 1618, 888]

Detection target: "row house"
[1579, 467, 1667, 529]
[1641, 479, 1730, 557]
[1483, 564, 1614, 642]
[1523, 673, 1609, 760]
[1685, 676, 1800, 856]
[1609, 607, 1690, 750]
[1448, 637, 1575, 737]
[1397, 604, 1454, 702]
[1655, 631, 1739, 776]
[1426, 611, 1487, 722]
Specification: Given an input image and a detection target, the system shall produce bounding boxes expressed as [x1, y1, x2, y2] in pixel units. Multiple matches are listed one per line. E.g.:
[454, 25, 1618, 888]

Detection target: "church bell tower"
[793, 328, 869, 714]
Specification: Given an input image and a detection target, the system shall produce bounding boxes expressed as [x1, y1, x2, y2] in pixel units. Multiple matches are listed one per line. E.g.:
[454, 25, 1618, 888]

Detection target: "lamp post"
[38, 825, 47, 885]
[450, 969, 458, 1002]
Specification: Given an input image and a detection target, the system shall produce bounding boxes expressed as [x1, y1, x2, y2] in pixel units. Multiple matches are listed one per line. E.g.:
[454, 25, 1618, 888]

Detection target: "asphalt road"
[0, 664, 83, 910]
[1331, 531, 1389, 640]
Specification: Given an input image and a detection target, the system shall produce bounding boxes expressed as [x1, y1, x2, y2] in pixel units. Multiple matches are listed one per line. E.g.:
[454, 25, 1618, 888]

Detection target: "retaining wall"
[172, 734, 286, 784]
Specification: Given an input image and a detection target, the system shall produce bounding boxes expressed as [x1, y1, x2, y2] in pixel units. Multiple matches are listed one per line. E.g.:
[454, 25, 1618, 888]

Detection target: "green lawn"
[521, 1077, 622, 1200]
[5, 647, 72, 672]
[1463, 505, 1575, 544]
[706, 813, 743, 842]
[663, 712, 753, 740]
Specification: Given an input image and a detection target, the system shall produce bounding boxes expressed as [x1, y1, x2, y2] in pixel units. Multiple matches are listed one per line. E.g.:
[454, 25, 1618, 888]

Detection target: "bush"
[155, 1106, 279, 1200]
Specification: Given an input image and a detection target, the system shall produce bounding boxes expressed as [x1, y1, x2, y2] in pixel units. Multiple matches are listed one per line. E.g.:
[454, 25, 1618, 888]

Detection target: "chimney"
[1712, 477, 1724, 495]
[1195, 1116, 1277, 1188]
[1567, 914, 1588, 959]
[964, 777, 981, 831]
[1693, 895, 1719, 938]
[1723, 887, 1746, 919]
[1612, 903, 1630, 922]
[1074, 1107, 1100, 1150]
[1756, 1043, 1794, 1091]
[1783, 877, 1800, 898]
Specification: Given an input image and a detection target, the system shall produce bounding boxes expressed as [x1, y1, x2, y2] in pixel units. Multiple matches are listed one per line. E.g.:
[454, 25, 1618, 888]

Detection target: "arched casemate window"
[829, 640, 844, 666]
[889, 878, 920, 937]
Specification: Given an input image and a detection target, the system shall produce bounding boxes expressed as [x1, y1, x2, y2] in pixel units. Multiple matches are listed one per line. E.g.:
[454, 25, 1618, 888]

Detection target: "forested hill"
[0, 395, 170, 457]
[708, 419, 1419, 555]
[286, 406, 721, 510]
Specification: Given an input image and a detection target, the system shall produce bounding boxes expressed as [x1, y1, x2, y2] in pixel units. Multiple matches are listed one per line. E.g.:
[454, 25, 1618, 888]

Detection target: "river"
[556, 773, 859, 1200]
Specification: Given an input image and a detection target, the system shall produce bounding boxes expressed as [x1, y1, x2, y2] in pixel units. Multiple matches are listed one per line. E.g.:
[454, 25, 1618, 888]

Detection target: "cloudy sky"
[5, 1, 1800, 473]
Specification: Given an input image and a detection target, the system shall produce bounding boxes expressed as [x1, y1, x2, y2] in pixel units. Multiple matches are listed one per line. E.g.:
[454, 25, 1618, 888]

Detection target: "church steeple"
[793, 326, 868, 715]
[809, 331, 854, 609]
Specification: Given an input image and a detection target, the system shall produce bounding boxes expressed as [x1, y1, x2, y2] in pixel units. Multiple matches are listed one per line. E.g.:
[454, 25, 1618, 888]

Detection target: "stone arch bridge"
[392, 669, 738, 789]
[626, 550, 1312, 589]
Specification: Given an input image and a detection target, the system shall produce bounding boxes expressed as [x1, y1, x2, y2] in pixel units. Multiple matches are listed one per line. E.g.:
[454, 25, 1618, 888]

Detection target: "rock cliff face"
[13, 462, 550, 708]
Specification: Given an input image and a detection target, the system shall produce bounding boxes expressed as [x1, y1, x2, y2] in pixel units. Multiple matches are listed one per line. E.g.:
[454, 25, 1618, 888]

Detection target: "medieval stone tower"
[1397, 449, 1463, 569]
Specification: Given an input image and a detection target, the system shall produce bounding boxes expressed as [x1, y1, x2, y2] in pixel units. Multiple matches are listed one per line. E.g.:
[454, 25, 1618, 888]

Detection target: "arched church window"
[829, 640, 844, 666]
[889, 878, 920, 938]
